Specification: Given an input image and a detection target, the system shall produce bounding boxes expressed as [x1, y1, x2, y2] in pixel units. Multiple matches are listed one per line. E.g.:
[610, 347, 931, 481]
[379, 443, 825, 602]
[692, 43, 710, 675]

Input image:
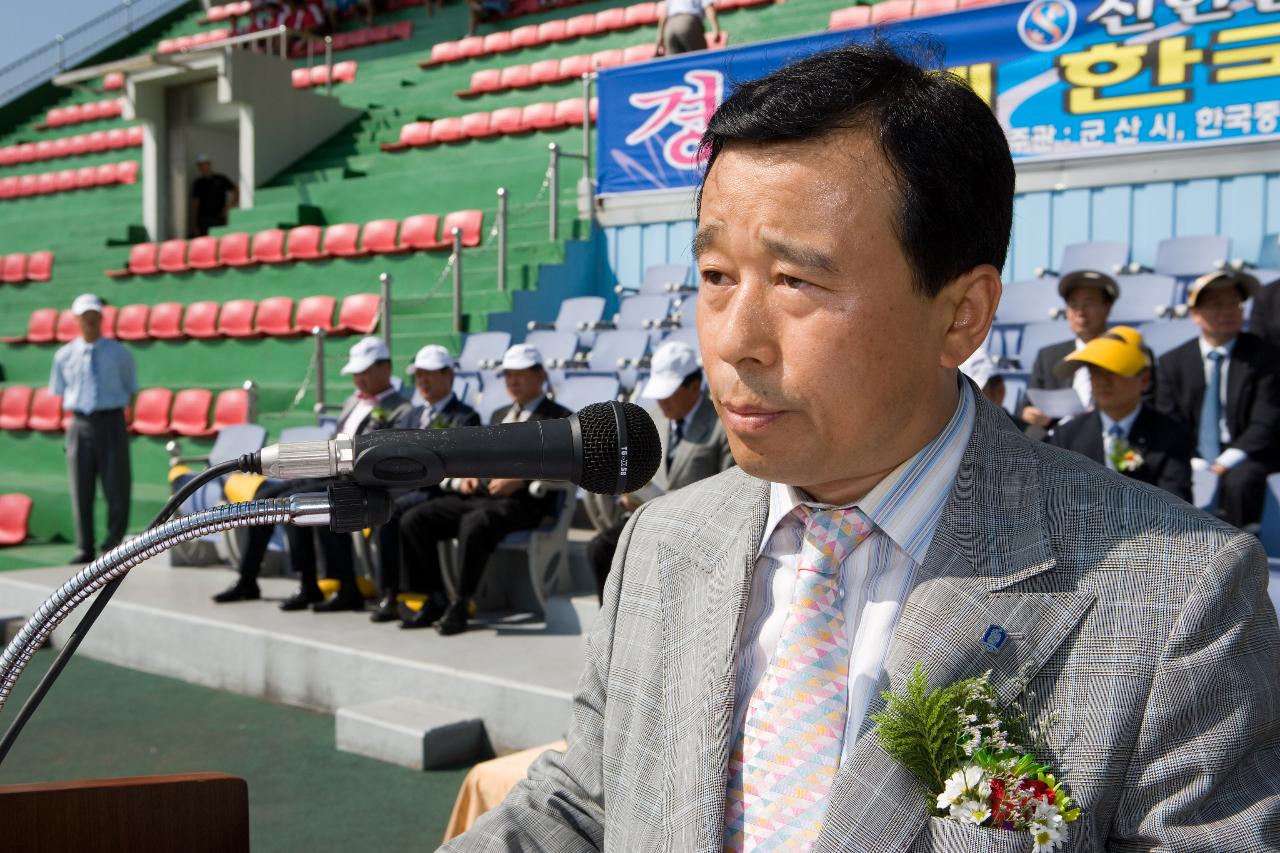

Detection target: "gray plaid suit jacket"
[443, 392, 1280, 852]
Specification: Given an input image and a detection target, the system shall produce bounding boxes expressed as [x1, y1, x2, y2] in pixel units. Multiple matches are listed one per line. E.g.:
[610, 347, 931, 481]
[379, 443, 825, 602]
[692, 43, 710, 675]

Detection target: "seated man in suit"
[212, 336, 412, 610]
[587, 340, 735, 600]
[397, 343, 571, 635]
[1049, 328, 1193, 501]
[370, 345, 481, 623]
[1156, 270, 1279, 528]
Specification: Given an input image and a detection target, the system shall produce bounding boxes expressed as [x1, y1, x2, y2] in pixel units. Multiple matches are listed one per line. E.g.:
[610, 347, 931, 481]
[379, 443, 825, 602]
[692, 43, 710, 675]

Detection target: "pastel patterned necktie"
[1199, 349, 1224, 461]
[724, 504, 875, 852]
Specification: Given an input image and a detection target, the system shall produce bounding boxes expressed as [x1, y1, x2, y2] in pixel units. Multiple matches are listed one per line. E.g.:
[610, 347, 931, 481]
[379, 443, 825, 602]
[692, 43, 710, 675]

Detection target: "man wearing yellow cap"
[1156, 271, 1280, 528]
[1049, 329, 1193, 501]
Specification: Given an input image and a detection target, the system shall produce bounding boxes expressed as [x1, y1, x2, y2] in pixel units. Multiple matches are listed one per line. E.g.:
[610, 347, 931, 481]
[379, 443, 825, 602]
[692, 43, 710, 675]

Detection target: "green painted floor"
[0, 649, 473, 852]
[0, 542, 80, 573]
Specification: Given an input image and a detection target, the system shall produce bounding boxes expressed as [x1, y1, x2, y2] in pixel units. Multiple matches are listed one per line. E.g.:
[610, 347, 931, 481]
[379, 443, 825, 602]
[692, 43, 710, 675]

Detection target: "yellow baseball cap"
[1186, 270, 1261, 308]
[1054, 329, 1149, 379]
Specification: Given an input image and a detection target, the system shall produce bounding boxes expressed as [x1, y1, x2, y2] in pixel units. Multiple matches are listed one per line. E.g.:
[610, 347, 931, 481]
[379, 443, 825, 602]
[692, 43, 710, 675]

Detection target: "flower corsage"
[1108, 438, 1144, 473]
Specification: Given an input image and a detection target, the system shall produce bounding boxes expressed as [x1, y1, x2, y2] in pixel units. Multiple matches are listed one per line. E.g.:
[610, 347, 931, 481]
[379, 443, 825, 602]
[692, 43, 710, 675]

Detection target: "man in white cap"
[397, 343, 571, 634]
[189, 154, 237, 237]
[50, 293, 138, 563]
[1156, 270, 1280, 527]
[213, 336, 411, 609]
[368, 345, 481, 623]
[587, 340, 734, 599]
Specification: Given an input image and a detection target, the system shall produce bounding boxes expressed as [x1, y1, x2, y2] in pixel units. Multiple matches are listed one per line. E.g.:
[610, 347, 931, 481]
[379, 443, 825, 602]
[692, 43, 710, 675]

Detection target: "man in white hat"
[1156, 270, 1280, 527]
[213, 336, 411, 609]
[50, 293, 138, 563]
[189, 154, 237, 237]
[587, 340, 734, 599]
[368, 345, 481, 623]
[397, 343, 571, 634]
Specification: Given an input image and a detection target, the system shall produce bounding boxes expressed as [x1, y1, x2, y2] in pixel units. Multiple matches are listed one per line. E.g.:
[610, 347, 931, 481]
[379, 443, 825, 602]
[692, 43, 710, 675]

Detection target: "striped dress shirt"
[730, 379, 977, 760]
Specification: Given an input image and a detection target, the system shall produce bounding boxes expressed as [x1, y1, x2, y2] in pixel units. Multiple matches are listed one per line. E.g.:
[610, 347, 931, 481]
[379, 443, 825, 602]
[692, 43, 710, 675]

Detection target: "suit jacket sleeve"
[440, 503, 655, 852]
[1228, 359, 1280, 460]
[1156, 429, 1194, 503]
[1154, 352, 1182, 422]
[1109, 532, 1280, 850]
[1029, 346, 1054, 391]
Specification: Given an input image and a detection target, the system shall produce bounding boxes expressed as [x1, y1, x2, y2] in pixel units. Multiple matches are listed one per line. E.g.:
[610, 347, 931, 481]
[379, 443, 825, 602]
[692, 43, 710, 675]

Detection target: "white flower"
[949, 797, 992, 825]
[1030, 819, 1064, 852]
[937, 765, 990, 810]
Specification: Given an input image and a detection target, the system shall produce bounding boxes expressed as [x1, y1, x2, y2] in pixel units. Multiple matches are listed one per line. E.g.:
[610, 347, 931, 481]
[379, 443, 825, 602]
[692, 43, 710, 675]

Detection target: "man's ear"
[938, 264, 1001, 369]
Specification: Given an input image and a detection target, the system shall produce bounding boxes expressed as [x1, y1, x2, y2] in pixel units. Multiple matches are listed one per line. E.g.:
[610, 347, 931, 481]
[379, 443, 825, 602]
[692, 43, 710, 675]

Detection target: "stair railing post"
[452, 227, 464, 334]
[582, 73, 593, 188]
[548, 143, 560, 242]
[243, 380, 258, 423]
[325, 36, 333, 94]
[379, 272, 393, 349]
[312, 326, 327, 417]
[496, 187, 508, 293]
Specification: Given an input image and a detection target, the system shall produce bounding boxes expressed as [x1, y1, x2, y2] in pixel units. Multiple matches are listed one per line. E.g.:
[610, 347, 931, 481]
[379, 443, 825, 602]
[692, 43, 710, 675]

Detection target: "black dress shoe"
[436, 600, 470, 636]
[213, 581, 260, 603]
[370, 595, 400, 623]
[398, 598, 446, 630]
[69, 551, 94, 564]
[279, 587, 324, 611]
[312, 592, 365, 613]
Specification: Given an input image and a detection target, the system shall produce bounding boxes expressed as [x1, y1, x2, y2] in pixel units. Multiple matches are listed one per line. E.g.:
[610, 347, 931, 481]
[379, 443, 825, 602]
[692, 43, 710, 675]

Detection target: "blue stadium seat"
[1110, 274, 1178, 324]
[529, 296, 605, 346]
[458, 331, 511, 372]
[580, 329, 649, 389]
[553, 374, 621, 413]
[1058, 241, 1130, 276]
[525, 330, 579, 385]
[617, 263, 693, 296]
[996, 282, 1059, 325]
[1011, 320, 1069, 372]
[660, 326, 698, 351]
[1135, 319, 1197, 357]
[1153, 234, 1229, 279]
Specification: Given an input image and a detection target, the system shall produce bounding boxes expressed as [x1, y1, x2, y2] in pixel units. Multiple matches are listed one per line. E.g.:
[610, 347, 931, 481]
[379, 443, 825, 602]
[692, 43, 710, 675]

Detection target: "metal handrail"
[379, 273, 393, 349]
[496, 187, 508, 293]
[547, 72, 596, 242]
[452, 227, 464, 334]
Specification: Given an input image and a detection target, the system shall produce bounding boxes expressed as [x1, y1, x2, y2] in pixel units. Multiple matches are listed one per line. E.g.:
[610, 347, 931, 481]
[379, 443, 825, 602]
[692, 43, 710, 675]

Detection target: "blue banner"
[597, 0, 1280, 195]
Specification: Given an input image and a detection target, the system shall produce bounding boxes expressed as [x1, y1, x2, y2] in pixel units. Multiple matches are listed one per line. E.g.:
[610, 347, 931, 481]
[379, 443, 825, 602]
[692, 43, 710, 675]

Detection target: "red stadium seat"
[559, 54, 591, 81]
[429, 41, 461, 64]
[0, 177, 16, 199]
[56, 309, 80, 342]
[2, 254, 26, 283]
[114, 303, 151, 341]
[871, 0, 914, 22]
[254, 296, 294, 336]
[464, 69, 502, 96]
[624, 3, 659, 27]
[520, 102, 558, 131]
[622, 44, 658, 64]
[461, 112, 495, 139]
[183, 301, 221, 338]
[285, 225, 325, 261]
[457, 36, 484, 58]
[157, 39, 178, 54]
[0, 387, 33, 429]
[565, 14, 598, 38]
[398, 213, 443, 250]
[490, 107, 524, 135]
[209, 388, 251, 432]
[103, 71, 125, 91]
[37, 139, 58, 160]
[332, 61, 357, 83]
[122, 242, 159, 277]
[87, 131, 110, 152]
[218, 299, 258, 338]
[126, 126, 145, 147]
[105, 128, 128, 149]
[17, 175, 38, 198]
[914, 0, 959, 14]
[360, 219, 405, 255]
[36, 173, 57, 195]
[498, 65, 531, 90]
[116, 161, 139, 184]
[94, 163, 118, 186]
[45, 107, 69, 127]
[554, 98, 587, 127]
[293, 295, 337, 334]
[100, 304, 118, 338]
[148, 302, 185, 340]
[251, 229, 287, 264]
[309, 65, 330, 87]
[26, 251, 52, 281]
[28, 388, 64, 431]
[594, 8, 627, 31]
[17, 309, 58, 344]
[323, 223, 364, 257]
[510, 25, 539, 48]
[75, 167, 97, 190]
[54, 170, 77, 193]
[482, 32, 513, 54]
[16, 143, 36, 163]
[292, 68, 311, 88]
[170, 389, 214, 437]
[382, 121, 433, 152]
[337, 293, 381, 334]
[529, 59, 562, 85]
[187, 236, 219, 269]
[958, 0, 1001, 7]
[67, 135, 90, 156]
[219, 232, 253, 267]
[443, 209, 484, 248]
[0, 493, 34, 545]
[537, 20, 568, 43]
[430, 117, 465, 144]
[157, 239, 188, 273]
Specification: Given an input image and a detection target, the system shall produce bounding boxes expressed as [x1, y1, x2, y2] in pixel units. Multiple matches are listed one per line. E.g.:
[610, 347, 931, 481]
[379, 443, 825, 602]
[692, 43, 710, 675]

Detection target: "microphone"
[257, 400, 662, 496]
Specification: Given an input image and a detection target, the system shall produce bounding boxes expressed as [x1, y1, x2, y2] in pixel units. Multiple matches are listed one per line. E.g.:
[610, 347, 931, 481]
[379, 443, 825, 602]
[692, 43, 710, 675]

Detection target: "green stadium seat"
[521, 102, 558, 131]
[529, 59, 562, 85]
[255, 296, 295, 336]
[323, 223, 364, 257]
[360, 219, 406, 255]
[431, 117, 465, 144]
[183, 300, 221, 338]
[293, 295, 338, 333]
[2, 253, 26, 283]
[444, 209, 484, 248]
[490, 107, 524, 135]
[594, 8, 627, 31]
[461, 112, 495, 139]
[510, 25, 539, 48]
[100, 304, 117, 338]
[56, 309, 79, 342]
[251, 229, 287, 264]
[566, 13, 598, 38]
[218, 299, 258, 337]
[218, 232, 253, 267]
[115, 303, 151, 341]
[27, 389, 63, 432]
[286, 225, 325, 261]
[187, 236, 219, 269]
[0, 386, 33, 429]
[398, 214, 443, 250]
[499, 65, 531, 90]
[482, 32, 513, 54]
[171, 389, 214, 437]
[0, 493, 33, 545]
[158, 239, 189, 273]
[27, 251, 51, 281]
[148, 302, 185, 340]
[337, 293, 381, 334]
[209, 387, 251, 432]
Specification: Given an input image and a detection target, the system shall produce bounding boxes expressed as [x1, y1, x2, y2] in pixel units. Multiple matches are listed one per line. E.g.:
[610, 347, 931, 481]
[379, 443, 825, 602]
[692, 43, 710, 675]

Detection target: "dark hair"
[698, 40, 1015, 299]
[681, 368, 703, 388]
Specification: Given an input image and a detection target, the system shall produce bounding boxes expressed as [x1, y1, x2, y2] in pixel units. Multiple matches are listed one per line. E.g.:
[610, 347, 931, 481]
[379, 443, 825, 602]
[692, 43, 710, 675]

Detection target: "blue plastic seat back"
[554, 375, 621, 413]
[1013, 321, 1070, 372]
[1060, 241, 1129, 275]
[996, 283, 1058, 325]
[1154, 235, 1229, 278]
[554, 296, 605, 332]
[1111, 274, 1178, 324]
[1135, 319, 1197, 357]
[458, 331, 511, 373]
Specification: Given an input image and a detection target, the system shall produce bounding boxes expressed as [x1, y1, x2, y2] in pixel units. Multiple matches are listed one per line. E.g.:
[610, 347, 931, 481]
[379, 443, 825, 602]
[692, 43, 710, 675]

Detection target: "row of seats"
[290, 61, 359, 89]
[3, 294, 381, 346]
[0, 161, 139, 200]
[101, 72, 124, 91]
[1, 251, 54, 284]
[156, 28, 232, 54]
[41, 99, 126, 129]
[456, 37, 725, 97]
[423, 0, 762, 66]
[104, 211, 484, 278]
[0, 126, 143, 167]
[288, 20, 414, 57]
[202, 0, 253, 21]
[382, 98, 597, 151]
[0, 385, 252, 438]
[828, 0, 1005, 27]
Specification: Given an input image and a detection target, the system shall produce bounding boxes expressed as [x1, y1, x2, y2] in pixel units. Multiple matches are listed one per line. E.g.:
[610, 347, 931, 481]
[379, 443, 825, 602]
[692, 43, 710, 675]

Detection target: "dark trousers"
[663, 14, 706, 54]
[399, 491, 551, 603]
[375, 488, 438, 596]
[588, 516, 628, 603]
[236, 478, 354, 592]
[1216, 457, 1270, 528]
[66, 409, 130, 553]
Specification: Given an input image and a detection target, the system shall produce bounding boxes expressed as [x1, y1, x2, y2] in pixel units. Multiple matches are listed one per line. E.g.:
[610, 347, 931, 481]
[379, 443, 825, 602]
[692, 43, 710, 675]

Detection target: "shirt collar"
[1099, 403, 1142, 437]
[1198, 336, 1237, 359]
[758, 378, 977, 566]
[429, 392, 455, 415]
[516, 394, 545, 413]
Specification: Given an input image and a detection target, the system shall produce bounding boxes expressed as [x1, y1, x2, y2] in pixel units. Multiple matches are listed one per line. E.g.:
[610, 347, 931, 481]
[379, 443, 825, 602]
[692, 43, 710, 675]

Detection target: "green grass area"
[0, 649, 473, 852]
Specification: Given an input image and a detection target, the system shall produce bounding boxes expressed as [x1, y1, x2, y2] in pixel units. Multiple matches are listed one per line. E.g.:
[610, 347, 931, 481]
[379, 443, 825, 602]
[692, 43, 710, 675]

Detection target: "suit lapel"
[1226, 336, 1251, 436]
[816, 397, 1095, 853]
[666, 400, 715, 488]
[1076, 411, 1105, 465]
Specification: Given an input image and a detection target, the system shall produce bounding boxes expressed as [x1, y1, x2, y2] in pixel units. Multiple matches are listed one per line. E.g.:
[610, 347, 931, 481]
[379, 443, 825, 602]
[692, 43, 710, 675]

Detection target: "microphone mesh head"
[575, 401, 662, 495]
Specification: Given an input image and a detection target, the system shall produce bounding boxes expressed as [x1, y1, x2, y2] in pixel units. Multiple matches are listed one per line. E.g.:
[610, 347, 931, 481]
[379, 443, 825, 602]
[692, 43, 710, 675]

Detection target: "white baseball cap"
[71, 293, 104, 315]
[406, 344, 456, 373]
[340, 336, 391, 375]
[641, 340, 700, 400]
[499, 343, 543, 372]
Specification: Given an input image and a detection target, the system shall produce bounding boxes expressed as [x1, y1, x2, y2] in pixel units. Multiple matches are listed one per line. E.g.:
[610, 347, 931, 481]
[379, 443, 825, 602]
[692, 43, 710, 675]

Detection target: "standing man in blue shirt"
[50, 293, 138, 563]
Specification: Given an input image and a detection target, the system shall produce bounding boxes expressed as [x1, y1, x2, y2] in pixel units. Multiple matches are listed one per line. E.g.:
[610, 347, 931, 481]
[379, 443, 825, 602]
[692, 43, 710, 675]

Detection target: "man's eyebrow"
[692, 223, 721, 260]
[761, 235, 839, 275]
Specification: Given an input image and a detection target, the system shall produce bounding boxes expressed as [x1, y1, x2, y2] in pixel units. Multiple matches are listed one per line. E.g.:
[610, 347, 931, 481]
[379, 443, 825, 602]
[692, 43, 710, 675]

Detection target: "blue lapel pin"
[981, 624, 1008, 654]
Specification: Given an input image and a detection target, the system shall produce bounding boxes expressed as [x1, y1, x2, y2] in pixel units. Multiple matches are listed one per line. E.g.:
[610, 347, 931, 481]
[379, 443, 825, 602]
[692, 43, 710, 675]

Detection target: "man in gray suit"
[587, 339, 734, 599]
[445, 43, 1279, 851]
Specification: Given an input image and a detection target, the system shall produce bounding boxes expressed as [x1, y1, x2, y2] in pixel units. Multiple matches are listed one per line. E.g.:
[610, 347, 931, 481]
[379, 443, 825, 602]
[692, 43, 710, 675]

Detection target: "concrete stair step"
[336, 696, 490, 770]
